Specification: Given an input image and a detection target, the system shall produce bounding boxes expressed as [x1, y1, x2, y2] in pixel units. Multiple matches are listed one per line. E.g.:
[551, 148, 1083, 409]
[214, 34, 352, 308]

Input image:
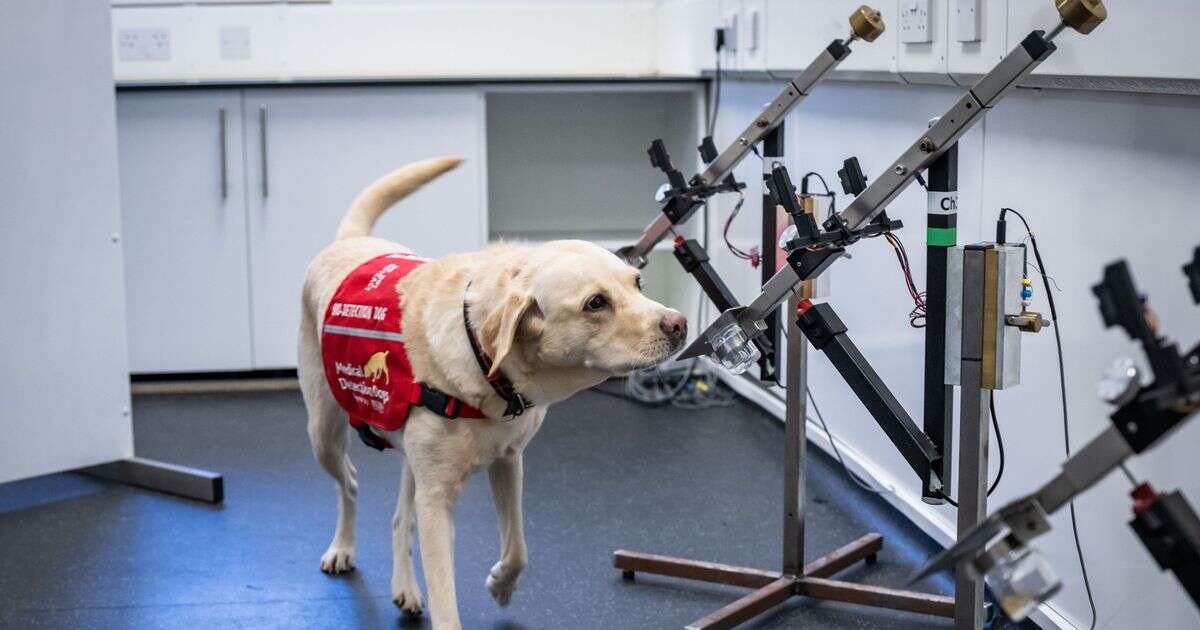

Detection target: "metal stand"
[614, 302, 953, 627]
[614, 125, 953, 627]
[79, 456, 224, 504]
[923, 138, 957, 504]
[955, 249, 987, 629]
[758, 125, 784, 382]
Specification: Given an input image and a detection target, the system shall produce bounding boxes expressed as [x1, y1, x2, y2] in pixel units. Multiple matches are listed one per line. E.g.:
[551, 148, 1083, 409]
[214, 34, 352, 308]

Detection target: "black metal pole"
[759, 122, 784, 383]
[922, 139, 957, 503]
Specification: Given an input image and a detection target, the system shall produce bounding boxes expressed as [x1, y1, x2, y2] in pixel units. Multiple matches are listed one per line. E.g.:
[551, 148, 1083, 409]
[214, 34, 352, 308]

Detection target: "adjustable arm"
[681, 3, 1105, 359]
[913, 244, 1200, 621]
[619, 6, 885, 268]
[673, 236, 775, 362]
[831, 30, 1058, 232]
[797, 300, 942, 487]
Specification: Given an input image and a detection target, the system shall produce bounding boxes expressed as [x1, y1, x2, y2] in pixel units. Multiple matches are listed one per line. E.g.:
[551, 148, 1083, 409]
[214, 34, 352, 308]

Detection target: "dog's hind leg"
[391, 461, 424, 616]
[485, 454, 527, 607]
[299, 307, 358, 574]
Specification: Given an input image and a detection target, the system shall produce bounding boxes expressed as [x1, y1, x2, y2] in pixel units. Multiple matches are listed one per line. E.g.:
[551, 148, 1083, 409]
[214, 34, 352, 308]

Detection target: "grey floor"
[0, 387, 1034, 629]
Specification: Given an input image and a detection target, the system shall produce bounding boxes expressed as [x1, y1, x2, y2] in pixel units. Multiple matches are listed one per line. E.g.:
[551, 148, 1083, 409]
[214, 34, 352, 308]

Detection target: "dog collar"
[464, 284, 534, 418]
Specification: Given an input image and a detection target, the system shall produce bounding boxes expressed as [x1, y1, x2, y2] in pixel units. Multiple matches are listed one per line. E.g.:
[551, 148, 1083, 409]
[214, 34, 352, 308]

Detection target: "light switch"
[956, 0, 981, 42]
[220, 26, 252, 60]
[117, 27, 171, 62]
[900, 0, 932, 45]
[746, 8, 760, 53]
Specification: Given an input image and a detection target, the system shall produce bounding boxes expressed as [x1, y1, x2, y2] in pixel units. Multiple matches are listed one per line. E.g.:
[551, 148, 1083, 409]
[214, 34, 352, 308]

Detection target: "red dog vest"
[321, 253, 485, 448]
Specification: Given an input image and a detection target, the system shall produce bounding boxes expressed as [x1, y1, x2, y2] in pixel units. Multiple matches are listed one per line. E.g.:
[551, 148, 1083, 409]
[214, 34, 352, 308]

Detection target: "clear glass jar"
[984, 545, 1061, 621]
[707, 322, 761, 374]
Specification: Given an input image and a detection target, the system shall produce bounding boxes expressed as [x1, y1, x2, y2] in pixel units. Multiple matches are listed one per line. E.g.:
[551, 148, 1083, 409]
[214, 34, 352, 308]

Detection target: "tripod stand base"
[614, 533, 953, 629]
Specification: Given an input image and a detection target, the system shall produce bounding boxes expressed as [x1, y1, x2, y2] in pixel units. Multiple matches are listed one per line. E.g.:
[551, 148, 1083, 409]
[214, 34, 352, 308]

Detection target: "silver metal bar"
[218, 107, 228, 199]
[747, 264, 802, 320]
[79, 456, 224, 504]
[836, 36, 1048, 232]
[676, 265, 800, 360]
[954, 246, 988, 630]
[1034, 425, 1133, 514]
[914, 426, 1134, 584]
[684, 33, 1065, 353]
[1045, 21, 1068, 42]
[782, 294, 808, 575]
[259, 104, 269, 198]
[623, 42, 852, 265]
[626, 213, 673, 267]
[698, 46, 843, 188]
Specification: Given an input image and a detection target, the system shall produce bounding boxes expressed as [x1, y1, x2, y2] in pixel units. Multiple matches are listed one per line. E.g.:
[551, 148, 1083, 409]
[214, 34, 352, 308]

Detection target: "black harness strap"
[463, 295, 533, 418]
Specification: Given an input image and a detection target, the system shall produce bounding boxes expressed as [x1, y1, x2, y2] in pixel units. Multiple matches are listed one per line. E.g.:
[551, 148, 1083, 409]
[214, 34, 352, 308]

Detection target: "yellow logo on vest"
[363, 351, 390, 385]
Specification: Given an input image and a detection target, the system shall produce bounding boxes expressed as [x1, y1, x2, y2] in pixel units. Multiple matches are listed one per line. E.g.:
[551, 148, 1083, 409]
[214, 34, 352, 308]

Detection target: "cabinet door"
[116, 90, 254, 373]
[243, 87, 485, 369]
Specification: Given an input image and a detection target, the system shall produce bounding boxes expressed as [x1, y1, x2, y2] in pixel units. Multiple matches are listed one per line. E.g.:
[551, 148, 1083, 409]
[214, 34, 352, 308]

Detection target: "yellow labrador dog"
[297, 157, 686, 629]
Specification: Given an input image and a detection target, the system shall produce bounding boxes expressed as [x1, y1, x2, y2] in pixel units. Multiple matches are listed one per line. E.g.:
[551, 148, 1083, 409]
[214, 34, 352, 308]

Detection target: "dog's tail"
[336, 156, 464, 240]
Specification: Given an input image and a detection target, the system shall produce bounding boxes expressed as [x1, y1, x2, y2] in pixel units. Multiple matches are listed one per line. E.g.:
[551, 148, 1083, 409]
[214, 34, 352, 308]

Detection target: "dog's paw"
[319, 545, 356, 574]
[486, 561, 521, 607]
[392, 583, 424, 617]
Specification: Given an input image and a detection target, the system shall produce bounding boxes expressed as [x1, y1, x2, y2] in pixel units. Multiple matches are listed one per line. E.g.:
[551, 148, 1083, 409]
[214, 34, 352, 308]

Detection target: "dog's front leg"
[414, 475, 464, 630]
[485, 454, 527, 607]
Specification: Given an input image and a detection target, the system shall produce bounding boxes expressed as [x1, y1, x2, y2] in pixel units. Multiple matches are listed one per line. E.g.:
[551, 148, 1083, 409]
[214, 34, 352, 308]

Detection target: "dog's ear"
[479, 291, 542, 378]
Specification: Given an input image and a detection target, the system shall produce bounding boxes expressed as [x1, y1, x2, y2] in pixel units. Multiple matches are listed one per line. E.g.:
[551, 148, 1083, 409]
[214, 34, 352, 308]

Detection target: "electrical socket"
[899, 0, 932, 45]
[117, 27, 171, 62]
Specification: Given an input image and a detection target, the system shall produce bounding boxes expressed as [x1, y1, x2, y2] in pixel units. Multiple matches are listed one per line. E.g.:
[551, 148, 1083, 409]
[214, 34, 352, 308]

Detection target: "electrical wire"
[808, 388, 890, 494]
[612, 72, 729, 410]
[1000, 206, 1098, 630]
[989, 394, 1005, 496]
[940, 391, 1005, 507]
[884, 231, 928, 328]
[707, 42, 722, 138]
[764, 323, 890, 495]
[1120, 462, 1139, 487]
[722, 191, 760, 266]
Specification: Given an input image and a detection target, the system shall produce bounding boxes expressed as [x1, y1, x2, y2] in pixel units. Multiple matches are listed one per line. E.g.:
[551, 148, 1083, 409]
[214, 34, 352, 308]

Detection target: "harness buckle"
[503, 392, 534, 419]
[419, 385, 460, 419]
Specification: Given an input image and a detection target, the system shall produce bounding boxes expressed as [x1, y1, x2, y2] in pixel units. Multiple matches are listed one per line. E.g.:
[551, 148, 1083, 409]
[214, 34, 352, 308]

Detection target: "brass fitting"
[849, 5, 886, 43]
[1055, 0, 1107, 35]
[1006, 311, 1051, 334]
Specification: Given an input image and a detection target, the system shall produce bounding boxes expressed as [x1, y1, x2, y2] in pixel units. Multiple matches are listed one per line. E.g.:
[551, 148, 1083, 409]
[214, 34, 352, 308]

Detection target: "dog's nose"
[659, 311, 688, 342]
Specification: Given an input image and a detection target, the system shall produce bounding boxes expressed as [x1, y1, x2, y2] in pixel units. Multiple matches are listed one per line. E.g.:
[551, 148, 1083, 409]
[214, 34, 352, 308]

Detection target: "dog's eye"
[584, 294, 609, 312]
[634, 275, 643, 291]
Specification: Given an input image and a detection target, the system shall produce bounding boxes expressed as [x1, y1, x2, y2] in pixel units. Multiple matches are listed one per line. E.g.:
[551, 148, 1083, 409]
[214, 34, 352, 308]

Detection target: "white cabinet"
[117, 86, 485, 372]
[117, 90, 254, 373]
[242, 87, 485, 368]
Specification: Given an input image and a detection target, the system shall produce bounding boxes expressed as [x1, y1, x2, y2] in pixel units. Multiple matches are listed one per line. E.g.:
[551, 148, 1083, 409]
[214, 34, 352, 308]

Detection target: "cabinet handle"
[218, 107, 228, 199]
[259, 105, 269, 198]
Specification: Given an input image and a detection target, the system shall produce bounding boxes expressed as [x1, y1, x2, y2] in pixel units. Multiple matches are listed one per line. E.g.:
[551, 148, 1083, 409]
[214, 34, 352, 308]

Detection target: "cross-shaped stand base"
[615, 533, 952, 629]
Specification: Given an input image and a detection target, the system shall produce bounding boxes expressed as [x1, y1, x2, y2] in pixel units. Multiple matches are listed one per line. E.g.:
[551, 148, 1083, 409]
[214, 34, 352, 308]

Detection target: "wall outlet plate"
[117, 27, 171, 61]
[220, 26, 252, 60]
[956, 0, 982, 42]
[900, 0, 932, 45]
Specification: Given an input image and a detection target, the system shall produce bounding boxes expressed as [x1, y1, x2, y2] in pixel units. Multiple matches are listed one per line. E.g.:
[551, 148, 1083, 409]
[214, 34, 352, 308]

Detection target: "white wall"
[111, 0, 661, 84]
[0, 1, 135, 483]
[111, 1, 1200, 92]
[708, 78, 1200, 629]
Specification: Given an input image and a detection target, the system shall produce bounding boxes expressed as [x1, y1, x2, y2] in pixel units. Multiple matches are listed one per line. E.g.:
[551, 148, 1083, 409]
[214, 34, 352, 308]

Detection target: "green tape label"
[927, 227, 957, 247]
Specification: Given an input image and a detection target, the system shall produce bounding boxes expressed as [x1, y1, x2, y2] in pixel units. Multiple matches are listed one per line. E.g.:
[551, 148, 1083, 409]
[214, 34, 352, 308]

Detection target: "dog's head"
[475, 240, 686, 392]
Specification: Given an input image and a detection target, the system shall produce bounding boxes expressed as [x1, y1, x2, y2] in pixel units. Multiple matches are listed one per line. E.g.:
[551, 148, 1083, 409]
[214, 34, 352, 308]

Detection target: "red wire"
[885, 232, 926, 328]
[723, 194, 760, 268]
